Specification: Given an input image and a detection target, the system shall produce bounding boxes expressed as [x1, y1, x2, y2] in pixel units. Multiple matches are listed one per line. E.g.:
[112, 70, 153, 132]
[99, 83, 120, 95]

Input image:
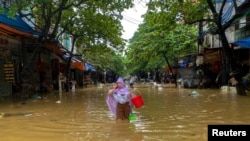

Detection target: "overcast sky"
[121, 1, 148, 41]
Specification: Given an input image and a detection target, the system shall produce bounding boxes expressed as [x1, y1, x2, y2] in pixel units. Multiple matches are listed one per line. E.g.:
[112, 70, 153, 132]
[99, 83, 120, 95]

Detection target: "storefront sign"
[3, 61, 15, 83]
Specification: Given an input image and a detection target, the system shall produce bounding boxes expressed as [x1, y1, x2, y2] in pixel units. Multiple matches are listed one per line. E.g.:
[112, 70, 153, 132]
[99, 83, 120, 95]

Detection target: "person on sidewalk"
[129, 76, 135, 89]
[106, 77, 135, 121]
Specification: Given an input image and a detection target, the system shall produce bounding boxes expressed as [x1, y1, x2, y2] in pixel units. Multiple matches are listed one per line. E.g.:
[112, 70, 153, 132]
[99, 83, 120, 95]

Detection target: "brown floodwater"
[0, 83, 250, 141]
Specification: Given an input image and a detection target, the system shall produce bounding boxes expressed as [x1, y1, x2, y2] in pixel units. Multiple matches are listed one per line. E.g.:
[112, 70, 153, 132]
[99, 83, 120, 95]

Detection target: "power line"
[136, 0, 148, 8]
[122, 18, 140, 25]
[122, 14, 142, 24]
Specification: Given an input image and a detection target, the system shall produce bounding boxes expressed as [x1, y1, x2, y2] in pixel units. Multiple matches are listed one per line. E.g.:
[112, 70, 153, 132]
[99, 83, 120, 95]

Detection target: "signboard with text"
[3, 61, 15, 83]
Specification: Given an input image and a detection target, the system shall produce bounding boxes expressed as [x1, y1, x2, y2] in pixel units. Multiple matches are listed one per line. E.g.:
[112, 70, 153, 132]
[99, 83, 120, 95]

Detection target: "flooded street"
[1, 84, 250, 141]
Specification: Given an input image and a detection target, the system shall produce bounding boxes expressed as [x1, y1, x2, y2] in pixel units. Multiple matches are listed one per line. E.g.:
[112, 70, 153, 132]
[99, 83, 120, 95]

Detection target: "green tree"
[143, 0, 250, 95]
[126, 9, 197, 83]
[2, 0, 133, 87]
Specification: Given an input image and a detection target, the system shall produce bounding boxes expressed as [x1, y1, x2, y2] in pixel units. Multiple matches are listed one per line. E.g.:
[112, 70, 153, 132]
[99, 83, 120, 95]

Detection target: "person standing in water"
[106, 77, 134, 121]
[129, 76, 135, 89]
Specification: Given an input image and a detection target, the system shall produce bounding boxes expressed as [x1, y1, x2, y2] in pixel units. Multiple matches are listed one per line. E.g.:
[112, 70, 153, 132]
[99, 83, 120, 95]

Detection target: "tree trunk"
[65, 37, 77, 92]
[162, 52, 177, 87]
[207, 0, 246, 95]
[236, 83, 246, 95]
[218, 24, 246, 95]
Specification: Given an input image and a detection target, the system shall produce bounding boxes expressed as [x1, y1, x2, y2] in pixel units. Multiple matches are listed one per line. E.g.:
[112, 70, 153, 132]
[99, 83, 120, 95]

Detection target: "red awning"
[44, 42, 85, 71]
[44, 42, 63, 56]
[71, 62, 85, 71]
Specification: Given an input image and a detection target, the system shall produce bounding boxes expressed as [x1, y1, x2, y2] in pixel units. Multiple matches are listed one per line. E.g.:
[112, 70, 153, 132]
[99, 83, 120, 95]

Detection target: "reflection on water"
[0, 84, 250, 141]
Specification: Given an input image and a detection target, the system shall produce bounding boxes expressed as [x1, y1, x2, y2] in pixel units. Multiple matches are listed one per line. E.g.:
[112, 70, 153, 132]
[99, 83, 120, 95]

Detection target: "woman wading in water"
[106, 77, 134, 121]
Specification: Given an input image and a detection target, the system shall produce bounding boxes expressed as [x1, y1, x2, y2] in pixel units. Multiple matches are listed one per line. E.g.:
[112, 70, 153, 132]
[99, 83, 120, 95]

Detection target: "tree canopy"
[125, 0, 199, 75]
[1, 0, 134, 73]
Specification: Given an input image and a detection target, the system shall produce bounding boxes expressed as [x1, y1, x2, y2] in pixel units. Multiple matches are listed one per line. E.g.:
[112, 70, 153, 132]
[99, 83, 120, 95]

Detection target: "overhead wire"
[122, 14, 142, 25]
[136, 0, 148, 8]
[121, 0, 148, 25]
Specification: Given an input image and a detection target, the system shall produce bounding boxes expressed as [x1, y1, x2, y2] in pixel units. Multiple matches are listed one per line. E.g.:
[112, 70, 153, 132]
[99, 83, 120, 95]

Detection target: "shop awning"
[0, 23, 33, 37]
[233, 37, 250, 48]
[44, 42, 63, 56]
[68, 56, 86, 71]
[71, 61, 85, 71]
[0, 12, 41, 36]
[44, 42, 85, 71]
[85, 63, 96, 72]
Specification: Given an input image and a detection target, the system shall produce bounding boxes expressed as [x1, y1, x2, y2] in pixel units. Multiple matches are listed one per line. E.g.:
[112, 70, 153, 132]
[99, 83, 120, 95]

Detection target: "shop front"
[0, 35, 23, 96]
[44, 42, 85, 90]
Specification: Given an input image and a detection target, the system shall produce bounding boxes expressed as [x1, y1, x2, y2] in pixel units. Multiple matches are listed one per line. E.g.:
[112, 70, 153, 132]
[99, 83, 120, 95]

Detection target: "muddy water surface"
[0, 84, 250, 141]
